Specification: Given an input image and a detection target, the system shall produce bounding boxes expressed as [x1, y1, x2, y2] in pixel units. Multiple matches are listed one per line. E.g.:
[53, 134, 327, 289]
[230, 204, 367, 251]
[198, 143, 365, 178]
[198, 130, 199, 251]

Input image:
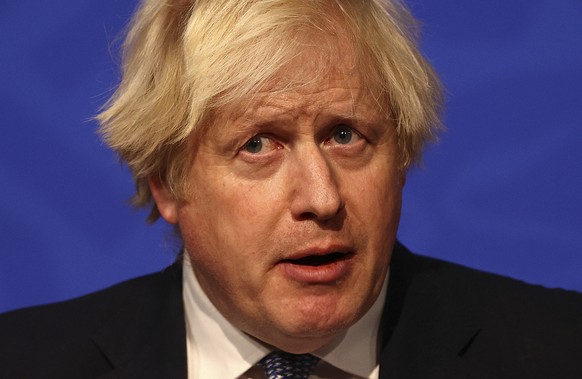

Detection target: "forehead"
[215, 80, 381, 137]
[218, 44, 385, 123]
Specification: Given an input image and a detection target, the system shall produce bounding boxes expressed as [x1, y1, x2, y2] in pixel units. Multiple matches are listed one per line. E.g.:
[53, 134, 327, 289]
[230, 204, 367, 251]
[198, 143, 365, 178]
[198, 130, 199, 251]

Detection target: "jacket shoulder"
[0, 264, 183, 378]
[406, 249, 582, 319]
[384, 243, 582, 378]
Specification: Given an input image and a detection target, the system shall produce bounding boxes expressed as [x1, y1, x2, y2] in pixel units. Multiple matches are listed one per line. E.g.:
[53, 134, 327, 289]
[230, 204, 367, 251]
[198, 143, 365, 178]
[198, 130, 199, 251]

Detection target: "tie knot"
[258, 351, 320, 379]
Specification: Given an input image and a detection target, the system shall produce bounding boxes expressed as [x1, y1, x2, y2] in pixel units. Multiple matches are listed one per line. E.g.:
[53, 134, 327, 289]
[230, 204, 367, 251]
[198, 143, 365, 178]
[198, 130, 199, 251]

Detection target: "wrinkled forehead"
[217, 38, 385, 125]
[222, 85, 364, 140]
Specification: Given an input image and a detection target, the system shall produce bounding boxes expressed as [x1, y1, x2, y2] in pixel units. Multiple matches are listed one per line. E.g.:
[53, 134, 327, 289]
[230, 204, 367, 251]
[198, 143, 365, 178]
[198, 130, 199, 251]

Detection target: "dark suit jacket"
[1, 242, 581, 378]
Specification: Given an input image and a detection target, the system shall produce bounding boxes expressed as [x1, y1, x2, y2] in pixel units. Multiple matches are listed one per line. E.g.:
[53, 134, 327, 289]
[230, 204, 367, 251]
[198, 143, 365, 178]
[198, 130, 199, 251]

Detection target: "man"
[1, 0, 581, 378]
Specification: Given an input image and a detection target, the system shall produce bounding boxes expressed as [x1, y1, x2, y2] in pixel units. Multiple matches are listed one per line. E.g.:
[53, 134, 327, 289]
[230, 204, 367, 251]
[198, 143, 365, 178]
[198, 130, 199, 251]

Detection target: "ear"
[398, 167, 407, 188]
[148, 176, 179, 224]
[400, 170, 407, 187]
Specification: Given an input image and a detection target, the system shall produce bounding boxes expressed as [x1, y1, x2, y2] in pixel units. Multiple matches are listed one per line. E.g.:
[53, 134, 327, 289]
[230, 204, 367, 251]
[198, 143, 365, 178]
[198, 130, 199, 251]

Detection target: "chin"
[266, 327, 340, 354]
[281, 303, 359, 338]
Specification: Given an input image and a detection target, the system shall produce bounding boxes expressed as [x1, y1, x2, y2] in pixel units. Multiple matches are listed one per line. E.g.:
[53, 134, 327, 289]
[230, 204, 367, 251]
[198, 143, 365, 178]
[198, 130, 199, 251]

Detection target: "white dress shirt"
[182, 255, 389, 379]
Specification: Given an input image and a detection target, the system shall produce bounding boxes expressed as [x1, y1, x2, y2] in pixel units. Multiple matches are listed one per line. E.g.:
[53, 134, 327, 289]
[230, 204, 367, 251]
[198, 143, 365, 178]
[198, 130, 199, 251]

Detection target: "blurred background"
[1, 0, 581, 313]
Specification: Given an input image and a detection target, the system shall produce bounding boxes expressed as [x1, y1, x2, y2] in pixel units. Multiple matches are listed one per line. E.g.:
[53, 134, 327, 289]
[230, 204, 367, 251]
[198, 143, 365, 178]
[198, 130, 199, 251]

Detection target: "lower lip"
[278, 256, 353, 284]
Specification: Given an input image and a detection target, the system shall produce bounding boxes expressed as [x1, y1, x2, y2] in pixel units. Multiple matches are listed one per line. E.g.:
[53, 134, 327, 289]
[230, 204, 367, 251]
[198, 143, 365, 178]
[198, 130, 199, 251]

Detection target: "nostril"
[298, 211, 318, 221]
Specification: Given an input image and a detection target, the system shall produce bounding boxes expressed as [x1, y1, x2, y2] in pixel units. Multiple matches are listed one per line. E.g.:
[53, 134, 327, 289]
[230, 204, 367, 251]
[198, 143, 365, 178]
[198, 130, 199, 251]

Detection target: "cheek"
[343, 163, 403, 261]
[179, 176, 282, 266]
[347, 164, 402, 216]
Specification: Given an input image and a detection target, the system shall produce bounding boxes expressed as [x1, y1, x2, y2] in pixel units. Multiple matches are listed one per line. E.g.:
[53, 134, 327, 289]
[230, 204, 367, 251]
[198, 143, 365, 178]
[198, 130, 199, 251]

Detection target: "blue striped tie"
[259, 351, 320, 379]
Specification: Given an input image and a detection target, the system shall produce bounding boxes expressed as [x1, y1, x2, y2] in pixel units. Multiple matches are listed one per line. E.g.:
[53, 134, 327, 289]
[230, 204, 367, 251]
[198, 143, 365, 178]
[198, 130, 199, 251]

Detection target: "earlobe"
[398, 168, 407, 188]
[148, 176, 179, 224]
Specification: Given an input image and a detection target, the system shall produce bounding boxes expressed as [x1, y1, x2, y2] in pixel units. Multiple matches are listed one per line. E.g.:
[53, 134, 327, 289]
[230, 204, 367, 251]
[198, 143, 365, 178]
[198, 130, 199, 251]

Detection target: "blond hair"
[97, 0, 443, 222]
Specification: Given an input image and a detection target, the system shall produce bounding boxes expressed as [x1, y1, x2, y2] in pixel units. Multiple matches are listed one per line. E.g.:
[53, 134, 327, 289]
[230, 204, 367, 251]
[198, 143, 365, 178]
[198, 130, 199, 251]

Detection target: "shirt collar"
[183, 254, 389, 378]
[183, 255, 270, 378]
[313, 269, 388, 378]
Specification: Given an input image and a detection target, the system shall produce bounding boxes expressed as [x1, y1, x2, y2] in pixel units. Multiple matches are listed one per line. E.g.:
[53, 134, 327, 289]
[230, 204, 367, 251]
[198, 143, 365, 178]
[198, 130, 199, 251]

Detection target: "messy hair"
[97, 0, 443, 221]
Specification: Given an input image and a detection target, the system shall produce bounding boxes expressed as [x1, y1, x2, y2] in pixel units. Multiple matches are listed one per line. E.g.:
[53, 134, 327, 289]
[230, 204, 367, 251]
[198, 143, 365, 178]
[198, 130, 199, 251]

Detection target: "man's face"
[152, 54, 404, 352]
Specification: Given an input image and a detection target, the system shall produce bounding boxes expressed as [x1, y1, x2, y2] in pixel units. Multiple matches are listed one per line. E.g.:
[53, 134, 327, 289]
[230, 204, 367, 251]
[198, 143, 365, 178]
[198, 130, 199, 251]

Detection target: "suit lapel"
[91, 263, 188, 379]
[378, 243, 483, 378]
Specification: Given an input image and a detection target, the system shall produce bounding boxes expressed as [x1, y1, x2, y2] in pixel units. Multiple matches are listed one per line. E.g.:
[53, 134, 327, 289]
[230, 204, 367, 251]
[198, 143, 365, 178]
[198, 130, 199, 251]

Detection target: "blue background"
[1, 0, 581, 313]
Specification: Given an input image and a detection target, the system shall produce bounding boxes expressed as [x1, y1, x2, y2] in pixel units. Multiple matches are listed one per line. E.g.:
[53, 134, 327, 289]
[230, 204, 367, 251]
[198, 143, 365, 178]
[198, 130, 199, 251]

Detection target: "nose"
[288, 145, 344, 221]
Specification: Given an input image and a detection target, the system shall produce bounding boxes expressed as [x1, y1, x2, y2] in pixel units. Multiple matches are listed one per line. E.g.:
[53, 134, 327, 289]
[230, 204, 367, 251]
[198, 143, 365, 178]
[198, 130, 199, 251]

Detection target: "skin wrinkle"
[150, 44, 403, 352]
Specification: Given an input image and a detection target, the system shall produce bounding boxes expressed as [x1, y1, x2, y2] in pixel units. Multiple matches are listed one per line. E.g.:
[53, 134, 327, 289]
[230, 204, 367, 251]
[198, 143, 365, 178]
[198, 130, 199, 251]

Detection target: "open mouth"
[281, 252, 352, 266]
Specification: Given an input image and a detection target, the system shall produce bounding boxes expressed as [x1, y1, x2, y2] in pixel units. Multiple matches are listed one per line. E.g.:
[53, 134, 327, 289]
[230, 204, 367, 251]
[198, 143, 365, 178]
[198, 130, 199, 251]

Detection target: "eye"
[241, 135, 280, 154]
[243, 136, 264, 153]
[331, 125, 361, 145]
